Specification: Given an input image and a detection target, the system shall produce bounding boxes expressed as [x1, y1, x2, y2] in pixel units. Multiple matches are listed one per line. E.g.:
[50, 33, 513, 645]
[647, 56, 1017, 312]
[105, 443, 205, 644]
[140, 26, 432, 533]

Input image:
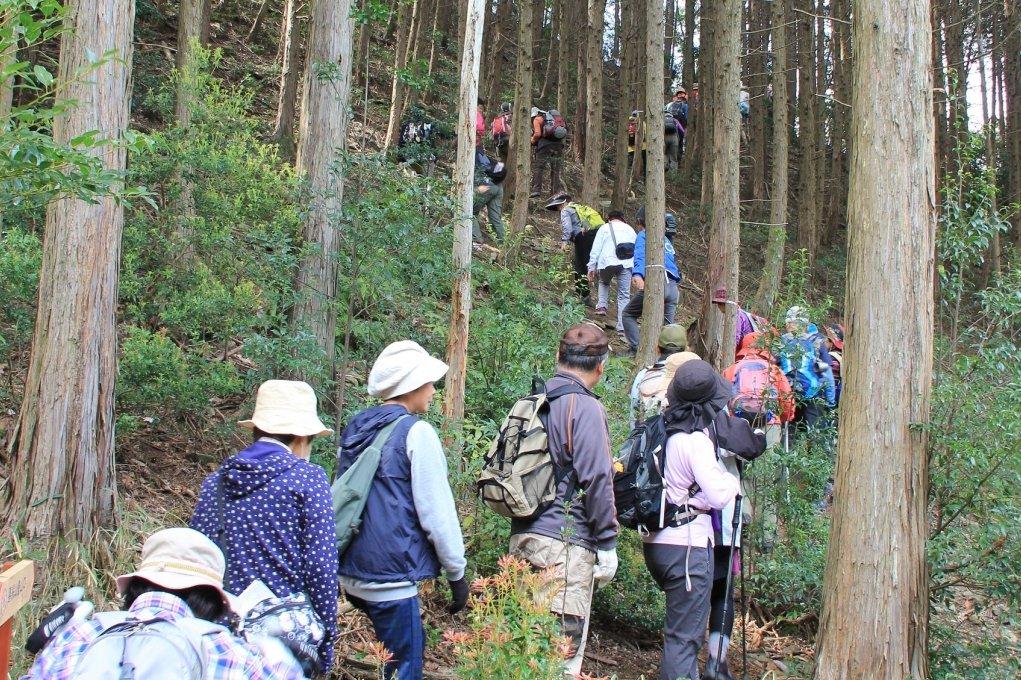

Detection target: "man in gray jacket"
[509, 323, 620, 676]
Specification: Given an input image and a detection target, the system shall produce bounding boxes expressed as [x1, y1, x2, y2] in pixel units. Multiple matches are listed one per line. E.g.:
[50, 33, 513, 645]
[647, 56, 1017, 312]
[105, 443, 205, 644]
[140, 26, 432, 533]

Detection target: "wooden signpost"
[0, 561, 34, 679]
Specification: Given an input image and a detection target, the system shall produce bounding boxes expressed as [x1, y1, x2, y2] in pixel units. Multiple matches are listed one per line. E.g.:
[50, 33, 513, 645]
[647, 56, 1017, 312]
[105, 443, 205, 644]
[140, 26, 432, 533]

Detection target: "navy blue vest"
[336, 405, 441, 582]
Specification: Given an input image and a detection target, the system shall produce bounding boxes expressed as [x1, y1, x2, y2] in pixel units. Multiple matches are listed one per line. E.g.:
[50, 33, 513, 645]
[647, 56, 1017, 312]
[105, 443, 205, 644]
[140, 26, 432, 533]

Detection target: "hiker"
[191, 379, 338, 671]
[663, 108, 684, 171]
[23, 528, 307, 679]
[622, 206, 682, 354]
[548, 192, 603, 308]
[627, 111, 648, 180]
[629, 324, 689, 428]
[722, 332, 796, 429]
[337, 341, 468, 680]
[509, 323, 619, 676]
[738, 85, 750, 121]
[588, 210, 637, 336]
[823, 323, 844, 404]
[778, 306, 837, 430]
[398, 106, 437, 176]
[710, 288, 758, 353]
[530, 106, 567, 197]
[474, 101, 489, 167]
[472, 156, 506, 244]
[645, 360, 741, 680]
[491, 102, 512, 160]
[667, 89, 689, 161]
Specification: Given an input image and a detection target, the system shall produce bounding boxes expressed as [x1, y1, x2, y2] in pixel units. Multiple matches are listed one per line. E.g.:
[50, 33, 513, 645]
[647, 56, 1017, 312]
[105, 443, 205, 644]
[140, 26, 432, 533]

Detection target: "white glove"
[593, 549, 619, 589]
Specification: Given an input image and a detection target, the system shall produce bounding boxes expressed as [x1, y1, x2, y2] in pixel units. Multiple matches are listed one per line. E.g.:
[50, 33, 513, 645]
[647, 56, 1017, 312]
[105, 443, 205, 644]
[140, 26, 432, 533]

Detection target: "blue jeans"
[347, 595, 424, 680]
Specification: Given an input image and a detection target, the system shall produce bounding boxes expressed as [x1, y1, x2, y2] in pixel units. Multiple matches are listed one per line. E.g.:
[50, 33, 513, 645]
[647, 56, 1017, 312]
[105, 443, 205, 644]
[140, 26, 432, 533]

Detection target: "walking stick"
[741, 524, 749, 680]
[709, 493, 743, 678]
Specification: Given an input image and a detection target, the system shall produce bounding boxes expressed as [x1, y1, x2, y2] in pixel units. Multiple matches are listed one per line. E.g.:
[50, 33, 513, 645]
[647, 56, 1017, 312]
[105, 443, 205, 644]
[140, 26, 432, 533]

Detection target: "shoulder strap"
[367, 415, 411, 456]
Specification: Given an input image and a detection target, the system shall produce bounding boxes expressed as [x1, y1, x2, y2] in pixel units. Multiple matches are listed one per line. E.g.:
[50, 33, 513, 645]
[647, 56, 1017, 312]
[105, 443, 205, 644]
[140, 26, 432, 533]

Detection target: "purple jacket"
[191, 440, 338, 670]
[511, 372, 619, 551]
[735, 308, 755, 351]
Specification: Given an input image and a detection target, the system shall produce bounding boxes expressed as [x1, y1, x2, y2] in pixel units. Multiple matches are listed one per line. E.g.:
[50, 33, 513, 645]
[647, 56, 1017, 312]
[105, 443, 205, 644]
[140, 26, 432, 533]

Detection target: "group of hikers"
[20, 88, 844, 680]
[23, 298, 843, 680]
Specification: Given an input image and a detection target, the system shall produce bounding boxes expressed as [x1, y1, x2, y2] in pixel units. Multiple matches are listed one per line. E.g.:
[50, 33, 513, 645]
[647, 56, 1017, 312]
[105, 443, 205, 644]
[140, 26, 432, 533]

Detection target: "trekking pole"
[710, 494, 743, 678]
[740, 508, 749, 680]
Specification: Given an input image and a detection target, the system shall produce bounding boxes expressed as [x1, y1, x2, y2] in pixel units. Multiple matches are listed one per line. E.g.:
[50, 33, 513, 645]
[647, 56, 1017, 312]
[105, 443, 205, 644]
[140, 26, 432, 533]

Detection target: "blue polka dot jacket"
[191, 439, 338, 671]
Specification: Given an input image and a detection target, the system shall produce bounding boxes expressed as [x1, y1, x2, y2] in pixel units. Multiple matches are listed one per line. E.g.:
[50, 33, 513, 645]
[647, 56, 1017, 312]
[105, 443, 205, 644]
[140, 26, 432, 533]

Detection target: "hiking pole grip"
[711, 494, 743, 677]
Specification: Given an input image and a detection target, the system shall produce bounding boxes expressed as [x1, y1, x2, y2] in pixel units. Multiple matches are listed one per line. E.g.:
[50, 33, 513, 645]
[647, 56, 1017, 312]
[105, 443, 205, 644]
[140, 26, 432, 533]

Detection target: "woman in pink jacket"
[644, 359, 740, 680]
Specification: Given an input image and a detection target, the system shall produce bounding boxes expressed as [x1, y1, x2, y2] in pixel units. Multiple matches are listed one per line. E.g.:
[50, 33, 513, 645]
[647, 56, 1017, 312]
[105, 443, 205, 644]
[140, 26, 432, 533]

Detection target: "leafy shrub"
[445, 555, 571, 679]
[0, 227, 42, 358]
[117, 326, 241, 416]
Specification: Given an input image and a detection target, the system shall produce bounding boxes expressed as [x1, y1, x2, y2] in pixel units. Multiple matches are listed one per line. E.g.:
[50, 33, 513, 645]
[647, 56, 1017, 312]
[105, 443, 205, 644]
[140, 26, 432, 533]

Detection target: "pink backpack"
[730, 358, 778, 416]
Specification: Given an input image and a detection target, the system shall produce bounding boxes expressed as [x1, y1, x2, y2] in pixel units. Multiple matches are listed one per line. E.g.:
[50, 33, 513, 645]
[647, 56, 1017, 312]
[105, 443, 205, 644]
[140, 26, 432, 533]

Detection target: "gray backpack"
[72, 614, 221, 679]
[332, 416, 409, 554]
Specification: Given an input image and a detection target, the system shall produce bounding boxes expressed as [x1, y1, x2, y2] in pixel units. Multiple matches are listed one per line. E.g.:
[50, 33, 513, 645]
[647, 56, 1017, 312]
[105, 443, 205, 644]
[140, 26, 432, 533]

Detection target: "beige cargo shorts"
[509, 532, 596, 618]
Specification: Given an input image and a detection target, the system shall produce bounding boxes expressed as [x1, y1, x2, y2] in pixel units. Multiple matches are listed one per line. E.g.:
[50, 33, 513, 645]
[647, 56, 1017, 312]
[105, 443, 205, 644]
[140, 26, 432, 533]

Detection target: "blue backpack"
[782, 337, 823, 400]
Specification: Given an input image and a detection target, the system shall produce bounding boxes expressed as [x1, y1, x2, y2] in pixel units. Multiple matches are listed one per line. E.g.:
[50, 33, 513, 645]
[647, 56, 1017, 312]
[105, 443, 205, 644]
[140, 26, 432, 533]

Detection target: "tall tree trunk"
[942, 4, 968, 140]
[540, 0, 560, 99]
[291, 0, 355, 381]
[556, 0, 571, 110]
[694, 0, 740, 369]
[574, 0, 588, 163]
[1005, 0, 1021, 246]
[795, 0, 818, 264]
[977, 8, 999, 282]
[484, 0, 513, 109]
[825, 0, 850, 238]
[384, 0, 418, 148]
[442, 0, 485, 448]
[507, 0, 534, 259]
[815, 0, 935, 674]
[679, 0, 695, 173]
[698, 0, 716, 204]
[272, 0, 303, 160]
[930, 3, 947, 187]
[663, 0, 675, 92]
[610, 0, 637, 210]
[814, 0, 828, 241]
[753, 0, 789, 314]
[637, 0, 667, 367]
[748, 0, 768, 202]
[2, 0, 134, 539]
[175, 0, 210, 124]
[581, 0, 606, 206]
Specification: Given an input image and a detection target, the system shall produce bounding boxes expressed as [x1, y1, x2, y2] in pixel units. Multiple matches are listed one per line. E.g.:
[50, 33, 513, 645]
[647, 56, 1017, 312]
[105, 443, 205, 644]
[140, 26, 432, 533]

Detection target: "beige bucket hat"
[656, 351, 703, 399]
[238, 380, 333, 437]
[367, 341, 449, 400]
[116, 528, 233, 610]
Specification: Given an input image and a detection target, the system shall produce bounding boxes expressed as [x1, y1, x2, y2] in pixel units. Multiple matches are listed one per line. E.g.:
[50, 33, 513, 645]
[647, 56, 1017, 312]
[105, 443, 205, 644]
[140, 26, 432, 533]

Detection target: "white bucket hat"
[367, 340, 449, 400]
[116, 528, 233, 610]
[238, 380, 333, 437]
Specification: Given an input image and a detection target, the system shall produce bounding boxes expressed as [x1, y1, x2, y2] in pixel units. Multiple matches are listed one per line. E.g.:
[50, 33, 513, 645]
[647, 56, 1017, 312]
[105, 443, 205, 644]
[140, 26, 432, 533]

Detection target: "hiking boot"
[703, 662, 735, 680]
[595, 307, 607, 316]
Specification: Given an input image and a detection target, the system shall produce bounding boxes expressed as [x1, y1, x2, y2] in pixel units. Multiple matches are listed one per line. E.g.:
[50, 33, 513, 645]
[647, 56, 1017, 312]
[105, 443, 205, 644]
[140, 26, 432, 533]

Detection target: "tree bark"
[540, 0, 560, 100]
[2, 0, 134, 539]
[581, 0, 606, 206]
[574, 0, 588, 163]
[795, 0, 819, 264]
[752, 0, 789, 315]
[442, 0, 485, 449]
[384, 0, 418, 148]
[556, 0, 571, 110]
[1005, 0, 1021, 246]
[484, 0, 512, 109]
[748, 0, 768, 202]
[682, 0, 695, 88]
[815, 0, 935, 674]
[506, 0, 534, 260]
[175, 0, 210, 125]
[663, 0, 675, 92]
[698, 0, 716, 204]
[694, 0, 740, 369]
[610, 0, 638, 211]
[825, 0, 850, 238]
[272, 0, 303, 160]
[637, 0, 667, 367]
[291, 0, 355, 382]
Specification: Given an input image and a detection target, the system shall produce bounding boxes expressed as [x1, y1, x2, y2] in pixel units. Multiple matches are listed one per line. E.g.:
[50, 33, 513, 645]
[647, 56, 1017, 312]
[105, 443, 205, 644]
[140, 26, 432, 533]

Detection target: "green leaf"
[32, 64, 53, 87]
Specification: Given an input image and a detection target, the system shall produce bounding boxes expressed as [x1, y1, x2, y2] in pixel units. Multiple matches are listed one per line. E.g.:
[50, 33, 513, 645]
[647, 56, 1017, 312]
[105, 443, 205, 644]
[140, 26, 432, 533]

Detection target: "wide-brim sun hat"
[545, 192, 571, 210]
[368, 340, 449, 400]
[238, 380, 333, 437]
[657, 351, 702, 398]
[116, 528, 233, 610]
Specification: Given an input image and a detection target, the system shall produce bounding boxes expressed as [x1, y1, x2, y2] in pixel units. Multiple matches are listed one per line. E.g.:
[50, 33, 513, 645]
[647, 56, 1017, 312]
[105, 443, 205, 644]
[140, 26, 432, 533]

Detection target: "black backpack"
[613, 414, 700, 532]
